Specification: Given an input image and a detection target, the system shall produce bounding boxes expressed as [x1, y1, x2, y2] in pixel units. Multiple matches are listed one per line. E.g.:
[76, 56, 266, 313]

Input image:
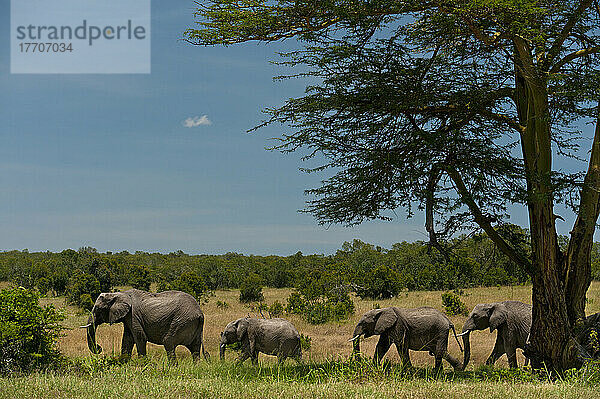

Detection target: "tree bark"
[512, 38, 583, 369]
[564, 106, 600, 327]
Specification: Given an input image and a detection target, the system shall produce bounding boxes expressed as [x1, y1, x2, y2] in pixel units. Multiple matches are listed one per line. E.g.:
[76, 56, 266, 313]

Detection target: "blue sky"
[0, 1, 593, 255]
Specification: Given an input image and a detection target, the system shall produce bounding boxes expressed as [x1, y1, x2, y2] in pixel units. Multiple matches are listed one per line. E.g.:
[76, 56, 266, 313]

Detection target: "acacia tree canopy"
[187, 0, 600, 370]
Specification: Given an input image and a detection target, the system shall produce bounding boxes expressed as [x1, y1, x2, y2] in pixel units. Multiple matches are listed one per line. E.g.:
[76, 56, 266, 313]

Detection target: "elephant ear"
[489, 303, 508, 332]
[108, 293, 131, 324]
[374, 308, 397, 335]
[236, 318, 249, 340]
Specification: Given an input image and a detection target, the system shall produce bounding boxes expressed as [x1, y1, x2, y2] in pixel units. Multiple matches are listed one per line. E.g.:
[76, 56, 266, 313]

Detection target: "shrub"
[441, 292, 468, 316]
[268, 301, 284, 318]
[36, 277, 51, 297]
[86, 258, 114, 293]
[300, 333, 312, 351]
[286, 267, 355, 324]
[79, 294, 94, 311]
[239, 273, 264, 303]
[129, 264, 151, 291]
[285, 291, 306, 314]
[216, 300, 230, 310]
[286, 290, 354, 324]
[355, 264, 402, 299]
[0, 287, 65, 374]
[166, 270, 212, 304]
[50, 268, 69, 296]
[66, 271, 101, 309]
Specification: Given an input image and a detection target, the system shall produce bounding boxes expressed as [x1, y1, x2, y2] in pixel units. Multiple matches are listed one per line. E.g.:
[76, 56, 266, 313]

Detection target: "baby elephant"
[350, 307, 462, 371]
[220, 317, 302, 365]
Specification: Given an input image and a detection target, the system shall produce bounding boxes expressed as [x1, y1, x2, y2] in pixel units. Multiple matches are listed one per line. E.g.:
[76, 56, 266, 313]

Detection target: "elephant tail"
[201, 339, 210, 360]
[450, 323, 464, 352]
[196, 314, 210, 360]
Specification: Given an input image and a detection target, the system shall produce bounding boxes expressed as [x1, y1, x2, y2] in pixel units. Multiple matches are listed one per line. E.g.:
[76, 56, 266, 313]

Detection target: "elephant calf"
[220, 317, 302, 365]
[460, 300, 531, 369]
[350, 307, 462, 371]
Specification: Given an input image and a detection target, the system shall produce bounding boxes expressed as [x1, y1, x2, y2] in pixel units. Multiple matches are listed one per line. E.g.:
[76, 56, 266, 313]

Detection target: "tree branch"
[564, 104, 600, 322]
[549, 47, 600, 73]
[545, 0, 594, 68]
[446, 165, 532, 271]
[459, 14, 507, 47]
[477, 110, 526, 134]
[425, 165, 451, 262]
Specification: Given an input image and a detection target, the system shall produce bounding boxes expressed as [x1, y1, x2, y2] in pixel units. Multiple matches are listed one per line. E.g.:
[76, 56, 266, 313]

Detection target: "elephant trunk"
[461, 330, 471, 370]
[352, 336, 360, 354]
[84, 315, 102, 354]
[219, 344, 225, 360]
[350, 325, 362, 356]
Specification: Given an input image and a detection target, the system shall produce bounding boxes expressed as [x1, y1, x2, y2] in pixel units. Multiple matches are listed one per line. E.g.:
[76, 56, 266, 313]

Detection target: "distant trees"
[0, 230, 596, 312]
[66, 270, 101, 311]
[286, 267, 355, 324]
[128, 264, 151, 291]
[239, 273, 264, 303]
[160, 269, 212, 304]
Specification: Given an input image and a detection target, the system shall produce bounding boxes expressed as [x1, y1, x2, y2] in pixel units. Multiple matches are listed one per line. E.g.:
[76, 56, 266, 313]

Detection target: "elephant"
[80, 289, 209, 363]
[575, 312, 600, 360]
[219, 317, 302, 365]
[459, 300, 531, 369]
[350, 307, 463, 371]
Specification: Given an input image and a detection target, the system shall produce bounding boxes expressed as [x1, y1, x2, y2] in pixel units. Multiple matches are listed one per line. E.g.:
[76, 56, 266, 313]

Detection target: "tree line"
[2, 228, 600, 311]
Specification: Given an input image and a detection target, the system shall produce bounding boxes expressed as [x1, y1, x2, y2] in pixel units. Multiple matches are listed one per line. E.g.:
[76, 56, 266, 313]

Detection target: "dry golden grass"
[43, 281, 600, 370]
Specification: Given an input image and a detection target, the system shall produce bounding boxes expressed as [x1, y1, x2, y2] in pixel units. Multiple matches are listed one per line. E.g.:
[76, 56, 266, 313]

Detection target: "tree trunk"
[512, 40, 583, 370]
[564, 107, 600, 327]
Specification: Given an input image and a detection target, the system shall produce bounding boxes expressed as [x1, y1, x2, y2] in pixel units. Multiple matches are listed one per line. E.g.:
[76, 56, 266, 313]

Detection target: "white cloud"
[182, 115, 212, 127]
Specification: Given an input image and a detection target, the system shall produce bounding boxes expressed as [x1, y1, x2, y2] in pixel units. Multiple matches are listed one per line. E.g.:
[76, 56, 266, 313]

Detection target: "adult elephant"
[80, 289, 209, 363]
[350, 307, 463, 371]
[219, 317, 302, 365]
[460, 300, 531, 369]
[575, 312, 600, 360]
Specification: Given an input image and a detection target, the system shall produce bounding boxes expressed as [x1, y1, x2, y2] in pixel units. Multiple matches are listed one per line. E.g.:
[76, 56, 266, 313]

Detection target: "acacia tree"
[186, 1, 600, 369]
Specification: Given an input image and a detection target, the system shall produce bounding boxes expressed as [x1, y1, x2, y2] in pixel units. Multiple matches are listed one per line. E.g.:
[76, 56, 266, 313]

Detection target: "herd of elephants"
[80, 288, 538, 371]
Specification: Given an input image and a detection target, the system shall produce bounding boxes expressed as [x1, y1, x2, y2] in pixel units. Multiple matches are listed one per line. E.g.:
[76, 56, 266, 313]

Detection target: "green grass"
[2, 283, 600, 398]
[2, 357, 600, 399]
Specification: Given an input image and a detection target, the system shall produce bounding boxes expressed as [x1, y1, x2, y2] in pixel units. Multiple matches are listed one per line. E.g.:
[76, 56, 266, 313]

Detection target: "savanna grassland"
[1, 283, 600, 398]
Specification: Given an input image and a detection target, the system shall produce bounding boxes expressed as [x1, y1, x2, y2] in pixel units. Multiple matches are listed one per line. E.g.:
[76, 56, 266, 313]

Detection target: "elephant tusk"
[220, 344, 226, 348]
[348, 335, 360, 342]
[80, 323, 92, 329]
[455, 331, 470, 337]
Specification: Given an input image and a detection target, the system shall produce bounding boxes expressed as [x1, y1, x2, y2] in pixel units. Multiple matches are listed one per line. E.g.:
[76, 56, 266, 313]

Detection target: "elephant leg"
[505, 343, 518, 368]
[443, 352, 461, 371]
[395, 342, 412, 369]
[237, 350, 251, 364]
[136, 339, 147, 357]
[485, 337, 504, 365]
[185, 344, 200, 361]
[373, 334, 391, 365]
[120, 326, 135, 360]
[251, 349, 259, 366]
[277, 354, 288, 365]
[433, 333, 450, 372]
[434, 355, 442, 371]
[164, 343, 177, 364]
